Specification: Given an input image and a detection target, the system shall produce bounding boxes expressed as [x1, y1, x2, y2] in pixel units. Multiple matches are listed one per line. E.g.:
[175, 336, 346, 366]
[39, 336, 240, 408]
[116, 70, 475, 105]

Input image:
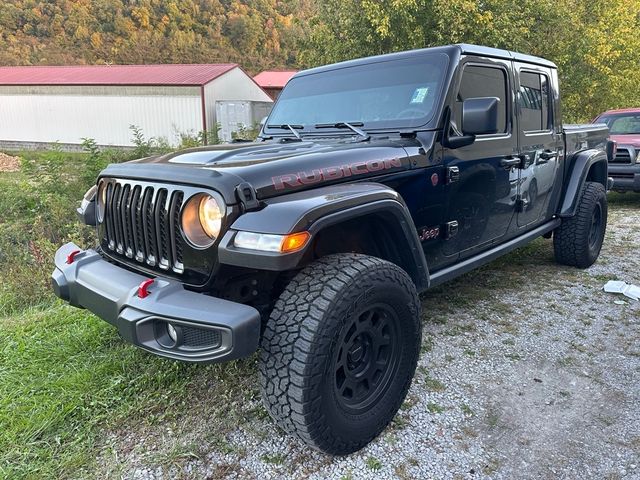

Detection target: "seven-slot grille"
[102, 180, 185, 273]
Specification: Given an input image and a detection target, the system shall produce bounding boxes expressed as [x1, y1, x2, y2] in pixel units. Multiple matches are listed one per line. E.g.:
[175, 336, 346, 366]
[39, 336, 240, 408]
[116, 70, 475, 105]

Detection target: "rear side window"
[454, 65, 508, 134]
[519, 71, 551, 132]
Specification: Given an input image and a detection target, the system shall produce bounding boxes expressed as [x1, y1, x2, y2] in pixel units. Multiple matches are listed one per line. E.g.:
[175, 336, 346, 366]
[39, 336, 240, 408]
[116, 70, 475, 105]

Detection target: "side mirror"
[461, 97, 500, 135]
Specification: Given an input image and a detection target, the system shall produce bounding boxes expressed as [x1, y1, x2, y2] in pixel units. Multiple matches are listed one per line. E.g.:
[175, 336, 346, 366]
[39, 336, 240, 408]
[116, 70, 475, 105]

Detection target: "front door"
[442, 58, 519, 260]
[514, 65, 561, 227]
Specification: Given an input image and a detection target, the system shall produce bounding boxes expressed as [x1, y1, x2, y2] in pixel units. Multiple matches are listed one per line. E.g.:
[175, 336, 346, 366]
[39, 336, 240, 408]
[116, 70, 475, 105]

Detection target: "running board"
[428, 218, 561, 288]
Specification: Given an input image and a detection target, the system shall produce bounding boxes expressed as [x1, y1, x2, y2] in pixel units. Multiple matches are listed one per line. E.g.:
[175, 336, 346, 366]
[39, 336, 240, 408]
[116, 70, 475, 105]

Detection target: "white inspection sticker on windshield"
[410, 87, 429, 104]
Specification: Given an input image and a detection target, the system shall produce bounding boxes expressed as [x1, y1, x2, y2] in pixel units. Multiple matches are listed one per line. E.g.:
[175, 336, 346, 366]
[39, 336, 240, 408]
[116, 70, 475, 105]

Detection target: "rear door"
[514, 64, 562, 227]
[442, 58, 519, 259]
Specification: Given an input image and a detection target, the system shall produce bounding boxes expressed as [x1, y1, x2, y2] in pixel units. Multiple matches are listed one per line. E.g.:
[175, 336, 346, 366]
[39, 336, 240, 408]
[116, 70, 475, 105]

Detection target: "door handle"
[539, 150, 558, 161]
[501, 156, 521, 169]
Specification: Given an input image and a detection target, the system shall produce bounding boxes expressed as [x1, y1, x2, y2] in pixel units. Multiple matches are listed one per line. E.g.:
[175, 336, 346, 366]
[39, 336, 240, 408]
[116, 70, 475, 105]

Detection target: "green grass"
[0, 305, 199, 478]
[426, 402, 445, 414]
[0, 302, 259, 479]
[366, 456, 383, 471]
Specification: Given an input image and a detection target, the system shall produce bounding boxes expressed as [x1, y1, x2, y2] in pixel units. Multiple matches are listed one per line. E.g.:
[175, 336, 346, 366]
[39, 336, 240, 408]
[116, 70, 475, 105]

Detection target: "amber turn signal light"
[281, 231, 311, 253]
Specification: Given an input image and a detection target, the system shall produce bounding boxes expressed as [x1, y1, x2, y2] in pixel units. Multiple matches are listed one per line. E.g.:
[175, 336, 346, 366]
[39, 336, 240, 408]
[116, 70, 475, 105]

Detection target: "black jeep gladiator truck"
[52, 44, 613, 455]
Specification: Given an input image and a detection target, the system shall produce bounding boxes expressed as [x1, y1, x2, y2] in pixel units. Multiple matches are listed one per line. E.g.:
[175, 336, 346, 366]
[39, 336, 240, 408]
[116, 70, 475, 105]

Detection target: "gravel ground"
[98, 196, 640, 480]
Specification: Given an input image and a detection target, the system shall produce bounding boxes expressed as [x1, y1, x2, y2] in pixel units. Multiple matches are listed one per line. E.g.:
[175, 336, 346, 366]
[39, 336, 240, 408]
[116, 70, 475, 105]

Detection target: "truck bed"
[563, 123, 609, 156]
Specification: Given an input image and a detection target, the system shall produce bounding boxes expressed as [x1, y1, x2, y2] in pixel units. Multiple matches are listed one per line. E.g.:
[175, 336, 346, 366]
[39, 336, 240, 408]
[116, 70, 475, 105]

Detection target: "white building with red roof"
[0, 64, 272, 147]
[253, 70, 297, 100]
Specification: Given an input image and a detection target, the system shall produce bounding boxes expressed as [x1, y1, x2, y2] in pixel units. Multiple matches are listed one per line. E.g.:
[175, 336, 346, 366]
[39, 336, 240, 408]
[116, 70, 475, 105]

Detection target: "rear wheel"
[259, 253, 421, 455]
[553, 181, 607, 268]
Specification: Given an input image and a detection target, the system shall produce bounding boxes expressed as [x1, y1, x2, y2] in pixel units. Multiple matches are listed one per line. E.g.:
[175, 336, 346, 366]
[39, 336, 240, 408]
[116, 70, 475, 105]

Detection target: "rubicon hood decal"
[116, 134, 437, 200]
[272, 157, 403, 191]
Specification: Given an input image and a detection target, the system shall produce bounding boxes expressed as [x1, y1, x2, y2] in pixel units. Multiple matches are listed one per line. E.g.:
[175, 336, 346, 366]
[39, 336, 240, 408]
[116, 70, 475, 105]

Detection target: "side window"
[519, 71, 551, 132]
[454, 65, 508, 134]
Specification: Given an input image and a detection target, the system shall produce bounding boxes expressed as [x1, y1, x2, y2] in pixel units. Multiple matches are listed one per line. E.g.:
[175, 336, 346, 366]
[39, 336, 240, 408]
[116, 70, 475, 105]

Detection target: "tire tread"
[259, 253, 420, 454]
[553, 181, 607, 268]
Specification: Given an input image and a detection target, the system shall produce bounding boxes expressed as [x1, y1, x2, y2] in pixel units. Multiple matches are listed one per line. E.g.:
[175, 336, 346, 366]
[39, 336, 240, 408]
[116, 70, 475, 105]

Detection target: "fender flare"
[218, 182, 430, 291]
[559, 149, 608, 218]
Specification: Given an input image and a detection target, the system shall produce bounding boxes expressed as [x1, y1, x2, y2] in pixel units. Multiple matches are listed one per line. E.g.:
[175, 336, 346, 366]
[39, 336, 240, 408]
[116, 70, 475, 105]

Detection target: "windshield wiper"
[315, 121, 370, 141]
[267, 124, 303, 141]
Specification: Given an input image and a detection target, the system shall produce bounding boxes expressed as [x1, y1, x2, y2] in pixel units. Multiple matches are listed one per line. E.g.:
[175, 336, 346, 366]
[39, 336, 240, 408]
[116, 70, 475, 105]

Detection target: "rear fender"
[559, 149, 608, 217]
[218, 182, 429, 291]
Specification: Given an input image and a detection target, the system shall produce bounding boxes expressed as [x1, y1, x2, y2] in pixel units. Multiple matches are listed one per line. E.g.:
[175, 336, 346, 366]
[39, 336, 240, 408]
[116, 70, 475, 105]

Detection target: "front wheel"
[553, 181, 607, 268]
[259, 253, 421, 455]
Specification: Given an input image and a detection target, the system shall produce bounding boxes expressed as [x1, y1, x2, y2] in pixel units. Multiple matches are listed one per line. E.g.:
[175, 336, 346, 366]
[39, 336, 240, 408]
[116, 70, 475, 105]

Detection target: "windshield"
[596, 113, 640, 134]
[265, 53, 449, 133]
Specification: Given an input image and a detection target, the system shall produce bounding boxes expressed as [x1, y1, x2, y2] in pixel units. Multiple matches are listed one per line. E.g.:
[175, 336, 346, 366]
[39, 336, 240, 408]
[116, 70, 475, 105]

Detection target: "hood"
[610, 134, 640, 147]
[104, 135, 433, 202]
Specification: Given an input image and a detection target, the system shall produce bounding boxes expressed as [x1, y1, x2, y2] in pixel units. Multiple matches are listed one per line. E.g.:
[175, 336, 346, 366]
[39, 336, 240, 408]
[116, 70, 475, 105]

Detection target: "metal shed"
[253, 70, 297, 100]
[0, 64, 272, 148]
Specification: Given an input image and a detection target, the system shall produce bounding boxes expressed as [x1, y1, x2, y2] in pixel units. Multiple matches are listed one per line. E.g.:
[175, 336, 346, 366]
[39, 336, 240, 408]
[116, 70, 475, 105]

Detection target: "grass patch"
[261, 453, 286, 465]
[0, 305, 200, 478]
[461, 404, 474, 416]
[424, 375, 447, 392]
[0, 304, 258, 478]
[366, 456, 383, 471]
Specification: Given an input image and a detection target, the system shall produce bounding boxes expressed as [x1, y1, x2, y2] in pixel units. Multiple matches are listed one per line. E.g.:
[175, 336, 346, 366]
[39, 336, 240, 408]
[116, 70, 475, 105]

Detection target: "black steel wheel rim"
[589, 203, 603, 249]
[334, 304, 400, 414]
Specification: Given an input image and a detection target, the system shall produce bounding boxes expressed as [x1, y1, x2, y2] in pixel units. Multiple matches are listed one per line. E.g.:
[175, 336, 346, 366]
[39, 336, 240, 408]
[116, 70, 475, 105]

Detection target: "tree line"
[0, 0, 314, 72]
[302, 0, 640, 122]
[1, 0, 638, 122]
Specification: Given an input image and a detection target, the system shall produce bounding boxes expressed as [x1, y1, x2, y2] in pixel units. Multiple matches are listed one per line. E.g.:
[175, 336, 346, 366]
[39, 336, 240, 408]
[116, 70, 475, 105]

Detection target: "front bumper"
[608, 164, 640, 192]
[51, 242, 261, 363]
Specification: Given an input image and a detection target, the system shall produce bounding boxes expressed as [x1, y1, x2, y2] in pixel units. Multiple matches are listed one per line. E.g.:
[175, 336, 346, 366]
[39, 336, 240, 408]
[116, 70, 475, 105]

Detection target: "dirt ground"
[0, 152, 21, 172]
[98, 195, 640, 480]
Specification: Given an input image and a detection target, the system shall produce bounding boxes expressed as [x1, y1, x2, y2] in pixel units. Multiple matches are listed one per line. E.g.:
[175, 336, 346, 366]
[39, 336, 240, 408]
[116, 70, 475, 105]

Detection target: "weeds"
[427, 402, 445, 414]
[366, 456, 383, 471]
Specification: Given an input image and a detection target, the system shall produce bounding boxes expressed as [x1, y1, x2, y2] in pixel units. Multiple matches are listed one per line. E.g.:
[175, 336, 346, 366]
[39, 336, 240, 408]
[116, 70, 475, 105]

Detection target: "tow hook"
[137, 279, 155, 299]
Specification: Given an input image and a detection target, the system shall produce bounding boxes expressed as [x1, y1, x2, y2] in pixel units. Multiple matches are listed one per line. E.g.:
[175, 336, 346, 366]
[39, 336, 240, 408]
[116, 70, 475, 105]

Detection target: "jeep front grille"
[103, 180, 185, 273]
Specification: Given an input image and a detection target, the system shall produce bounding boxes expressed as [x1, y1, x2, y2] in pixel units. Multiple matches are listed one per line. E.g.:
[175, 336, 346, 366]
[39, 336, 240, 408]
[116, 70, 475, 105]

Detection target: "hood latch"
[235, 182, 261, 212]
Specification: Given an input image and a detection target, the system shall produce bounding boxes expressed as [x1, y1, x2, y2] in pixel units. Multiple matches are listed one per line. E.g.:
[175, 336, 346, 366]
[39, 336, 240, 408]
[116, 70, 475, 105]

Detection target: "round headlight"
[199, 195, 223, 238]
[181, 193, 225, 248]
[96, 181, 107, 223]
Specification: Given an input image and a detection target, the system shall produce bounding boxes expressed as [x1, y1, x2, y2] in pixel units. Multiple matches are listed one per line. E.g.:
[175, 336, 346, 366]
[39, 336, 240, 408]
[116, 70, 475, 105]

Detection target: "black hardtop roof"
[295, 44, 557, 78]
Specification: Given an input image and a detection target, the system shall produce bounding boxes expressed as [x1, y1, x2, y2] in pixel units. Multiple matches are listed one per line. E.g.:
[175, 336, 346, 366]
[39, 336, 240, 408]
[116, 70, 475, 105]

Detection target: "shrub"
[0, 146, 132, 316]
[129, 125, 172, 158]
[232, 122, 261, 142]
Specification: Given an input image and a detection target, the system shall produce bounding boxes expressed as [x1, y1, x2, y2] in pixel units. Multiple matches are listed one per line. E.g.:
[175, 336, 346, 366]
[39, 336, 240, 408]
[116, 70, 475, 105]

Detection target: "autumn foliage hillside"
[0, 0, 314, 72]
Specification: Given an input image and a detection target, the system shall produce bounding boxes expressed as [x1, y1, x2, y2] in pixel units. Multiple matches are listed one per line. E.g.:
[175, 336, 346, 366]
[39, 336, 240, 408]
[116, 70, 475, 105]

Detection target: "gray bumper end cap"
[51, 268, 70, 302]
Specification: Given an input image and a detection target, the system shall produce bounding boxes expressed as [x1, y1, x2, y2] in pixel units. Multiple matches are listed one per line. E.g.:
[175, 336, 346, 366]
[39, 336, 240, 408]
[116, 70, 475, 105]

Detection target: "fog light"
[167, 323, 178, 343]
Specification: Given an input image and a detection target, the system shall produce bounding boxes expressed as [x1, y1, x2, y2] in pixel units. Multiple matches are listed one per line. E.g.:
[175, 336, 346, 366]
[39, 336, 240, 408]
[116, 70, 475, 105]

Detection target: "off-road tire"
[553, 181, 607, 268]
[259, 253, 421, 455]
